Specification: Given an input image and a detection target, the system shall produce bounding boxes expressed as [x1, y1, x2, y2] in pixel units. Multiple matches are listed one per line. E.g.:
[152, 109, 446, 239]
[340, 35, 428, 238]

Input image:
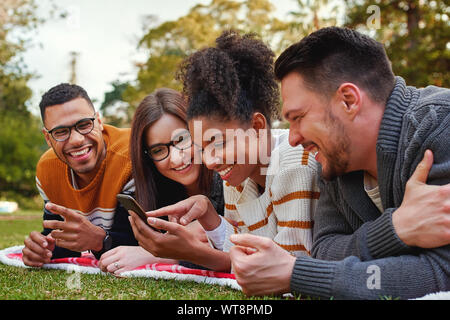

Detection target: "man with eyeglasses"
[22, 83, 138, 267]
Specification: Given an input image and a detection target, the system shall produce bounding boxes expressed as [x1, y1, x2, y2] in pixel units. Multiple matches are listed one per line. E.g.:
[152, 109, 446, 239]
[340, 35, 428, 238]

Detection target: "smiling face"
[188, 115, 269, 187]
[145, 113, 201, 188]
[43, 97, 106, 183]
[281, 72, 351, 180]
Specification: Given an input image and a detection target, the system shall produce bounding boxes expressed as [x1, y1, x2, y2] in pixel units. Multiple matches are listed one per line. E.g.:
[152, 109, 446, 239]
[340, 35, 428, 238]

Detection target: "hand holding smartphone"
[116, 194, 163, 233]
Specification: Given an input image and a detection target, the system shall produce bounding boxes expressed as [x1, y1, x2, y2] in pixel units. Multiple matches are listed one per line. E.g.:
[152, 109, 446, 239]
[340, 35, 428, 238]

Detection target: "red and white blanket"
[2, 245, 449, 300]
[0, 245, 241, 290]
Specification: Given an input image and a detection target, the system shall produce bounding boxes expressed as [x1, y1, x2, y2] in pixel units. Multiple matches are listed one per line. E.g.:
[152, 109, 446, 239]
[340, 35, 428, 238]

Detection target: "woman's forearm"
[189, 242, 231, 272]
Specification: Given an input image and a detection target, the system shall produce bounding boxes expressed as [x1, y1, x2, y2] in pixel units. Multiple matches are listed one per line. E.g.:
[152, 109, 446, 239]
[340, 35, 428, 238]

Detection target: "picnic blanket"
[1, 245, 449, 299]
[0, 245, 241, 290]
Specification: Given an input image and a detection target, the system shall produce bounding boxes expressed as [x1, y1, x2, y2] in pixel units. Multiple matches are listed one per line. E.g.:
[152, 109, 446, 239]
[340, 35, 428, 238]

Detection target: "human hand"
[229, 234, 295, 296]
[42, 202, 106, 252]
[22, 232, 56, 267]
[392, 150, 450, 248]
[147, 195, 221, 231]
[98, 245, 171, 275]
[129, 210, 209, 261]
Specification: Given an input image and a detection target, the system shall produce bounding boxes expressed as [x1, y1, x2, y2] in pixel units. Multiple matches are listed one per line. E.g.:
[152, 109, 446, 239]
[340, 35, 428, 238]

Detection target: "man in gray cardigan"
[229, 27, 450, 299]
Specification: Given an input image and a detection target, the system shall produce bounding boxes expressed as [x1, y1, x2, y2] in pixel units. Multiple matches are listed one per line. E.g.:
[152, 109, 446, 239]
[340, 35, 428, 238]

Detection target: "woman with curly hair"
[135, 30, 320, 270]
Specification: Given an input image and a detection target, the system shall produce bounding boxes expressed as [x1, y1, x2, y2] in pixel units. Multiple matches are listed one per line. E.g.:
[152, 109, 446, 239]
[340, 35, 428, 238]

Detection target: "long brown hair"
[130, 88, 213, 211]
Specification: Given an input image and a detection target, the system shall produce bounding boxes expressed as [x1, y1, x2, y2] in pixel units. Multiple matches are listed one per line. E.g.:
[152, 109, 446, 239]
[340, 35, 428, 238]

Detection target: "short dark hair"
[39, 83, 94, 121]
[274, 27, 395, 104]
[177, 30, 280, 126]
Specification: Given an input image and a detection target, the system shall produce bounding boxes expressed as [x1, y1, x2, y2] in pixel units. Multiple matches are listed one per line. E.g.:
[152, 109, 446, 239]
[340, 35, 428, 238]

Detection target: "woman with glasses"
[99, 88, 229, 274]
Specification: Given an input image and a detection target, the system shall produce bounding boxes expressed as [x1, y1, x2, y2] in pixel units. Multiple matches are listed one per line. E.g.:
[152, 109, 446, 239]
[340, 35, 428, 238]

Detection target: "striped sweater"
[36, 124, 137, 258]
[222, 130, 320, 256]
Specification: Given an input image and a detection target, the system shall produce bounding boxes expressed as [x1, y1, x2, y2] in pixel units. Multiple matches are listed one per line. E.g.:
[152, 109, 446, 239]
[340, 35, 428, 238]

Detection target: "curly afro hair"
[177, 30, 280, 126]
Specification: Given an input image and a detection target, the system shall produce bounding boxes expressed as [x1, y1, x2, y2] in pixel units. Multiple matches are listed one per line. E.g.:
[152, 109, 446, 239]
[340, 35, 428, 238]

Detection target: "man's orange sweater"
[35, 124, 137, 258]
[36, 124, 132, 227]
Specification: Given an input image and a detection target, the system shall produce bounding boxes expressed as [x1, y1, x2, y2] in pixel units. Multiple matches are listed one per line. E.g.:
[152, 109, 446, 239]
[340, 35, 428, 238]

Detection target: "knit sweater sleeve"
[269, 148, 320, 256]
[221, 181, 245, 253]
[36, 157, 81, 259]
[365, 83, 450, 261]
[311, 177, 411, 261]
[291, 81, 450, 299]
[293, 145, 450, 299]
[291, 245, 450, 300]
[366, 85, 450, 260]
[295, 180, 449, 300]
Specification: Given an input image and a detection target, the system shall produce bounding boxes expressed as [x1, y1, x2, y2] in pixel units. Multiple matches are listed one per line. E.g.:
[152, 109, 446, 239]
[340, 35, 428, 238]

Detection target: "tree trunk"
[406, 1, 420, 51]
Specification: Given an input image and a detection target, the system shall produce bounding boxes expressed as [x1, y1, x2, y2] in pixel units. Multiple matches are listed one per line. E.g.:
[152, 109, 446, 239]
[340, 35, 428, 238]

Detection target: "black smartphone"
[116, 194, 162, 233]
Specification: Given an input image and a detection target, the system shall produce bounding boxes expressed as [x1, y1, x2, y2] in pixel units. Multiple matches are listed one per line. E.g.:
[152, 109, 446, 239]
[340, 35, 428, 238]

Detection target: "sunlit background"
[12, 0, 305, 115]
[0, 0, 449, 209]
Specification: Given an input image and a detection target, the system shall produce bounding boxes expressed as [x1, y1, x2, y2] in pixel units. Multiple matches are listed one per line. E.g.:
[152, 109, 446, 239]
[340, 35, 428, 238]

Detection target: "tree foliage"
[102, 0, 449, 126]
[289, 0, 342, 35]
[344, 0, 449, 88]
[100, 80, 131, 127]
[0, 0, 46, 207]
[0, 0, 40, 115]
[103, 0, 297, 124]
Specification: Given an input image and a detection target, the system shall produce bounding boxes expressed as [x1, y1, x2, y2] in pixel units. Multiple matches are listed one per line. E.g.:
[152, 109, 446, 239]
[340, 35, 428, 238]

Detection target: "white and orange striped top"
[220, 130, 320, 257]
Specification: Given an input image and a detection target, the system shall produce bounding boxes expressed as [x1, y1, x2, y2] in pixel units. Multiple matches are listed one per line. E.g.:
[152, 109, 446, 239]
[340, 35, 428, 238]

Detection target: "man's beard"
[320, 110, 351, 181]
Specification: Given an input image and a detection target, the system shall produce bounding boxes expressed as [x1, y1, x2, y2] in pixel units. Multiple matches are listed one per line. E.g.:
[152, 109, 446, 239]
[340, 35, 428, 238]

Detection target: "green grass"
[0, 266, 250, 300]
[0, 210, 289, 300]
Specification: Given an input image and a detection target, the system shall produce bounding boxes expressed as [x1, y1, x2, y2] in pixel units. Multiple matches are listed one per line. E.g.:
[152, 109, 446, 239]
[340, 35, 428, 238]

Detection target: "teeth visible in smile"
[174, 163, 190, 171]
[304, 144, 319, 154]
[218, 165, 233, 176]
[70, 148, 89, 157]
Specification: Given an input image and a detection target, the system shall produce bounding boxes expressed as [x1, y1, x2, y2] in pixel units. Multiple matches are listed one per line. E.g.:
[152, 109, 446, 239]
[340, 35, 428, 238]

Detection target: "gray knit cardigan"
[290, 77, 450, 300]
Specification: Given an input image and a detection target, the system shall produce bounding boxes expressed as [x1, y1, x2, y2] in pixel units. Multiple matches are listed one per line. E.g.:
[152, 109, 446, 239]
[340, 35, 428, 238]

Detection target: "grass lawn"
[0, 210, 292, 300]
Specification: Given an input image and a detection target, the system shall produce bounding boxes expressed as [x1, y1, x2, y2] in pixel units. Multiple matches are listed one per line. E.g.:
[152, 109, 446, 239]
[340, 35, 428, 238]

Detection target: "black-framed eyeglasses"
[45, 114, 96, 142]
[145, 130, 193, 162]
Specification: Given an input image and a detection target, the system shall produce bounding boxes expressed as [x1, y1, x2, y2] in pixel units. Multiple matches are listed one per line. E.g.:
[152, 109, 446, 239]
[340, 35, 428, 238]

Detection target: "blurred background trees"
[0, 0, 47, 208]
[1, 0, 449, 207]
[101, 0, 449, 125]
[102, 0, 296, 126]
[345, 0, 449, 89]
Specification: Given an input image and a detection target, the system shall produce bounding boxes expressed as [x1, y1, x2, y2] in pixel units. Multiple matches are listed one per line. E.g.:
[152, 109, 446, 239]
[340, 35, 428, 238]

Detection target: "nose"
[288, 128, 304, 147]
[169, 146, 189, 167]
[202, 149, 221, 170]
[67, 127, 85, 145]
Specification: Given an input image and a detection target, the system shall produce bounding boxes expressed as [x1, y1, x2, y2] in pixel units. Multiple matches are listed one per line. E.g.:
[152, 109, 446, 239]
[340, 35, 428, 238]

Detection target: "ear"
[251, 112, 268, 133]
[42, 128, 52, 148]
[96, 111, 104, 131]
[336, 83, 361, 121]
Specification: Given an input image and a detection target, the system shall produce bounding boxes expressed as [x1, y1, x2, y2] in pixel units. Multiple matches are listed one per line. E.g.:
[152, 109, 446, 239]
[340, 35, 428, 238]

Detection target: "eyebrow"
[147, 143, 165, 148]
[147, 128, 190, 147]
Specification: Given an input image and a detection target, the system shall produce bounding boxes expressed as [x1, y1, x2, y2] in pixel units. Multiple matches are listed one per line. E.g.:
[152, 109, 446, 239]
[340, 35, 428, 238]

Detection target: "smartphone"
[116, 194, 162, 233]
